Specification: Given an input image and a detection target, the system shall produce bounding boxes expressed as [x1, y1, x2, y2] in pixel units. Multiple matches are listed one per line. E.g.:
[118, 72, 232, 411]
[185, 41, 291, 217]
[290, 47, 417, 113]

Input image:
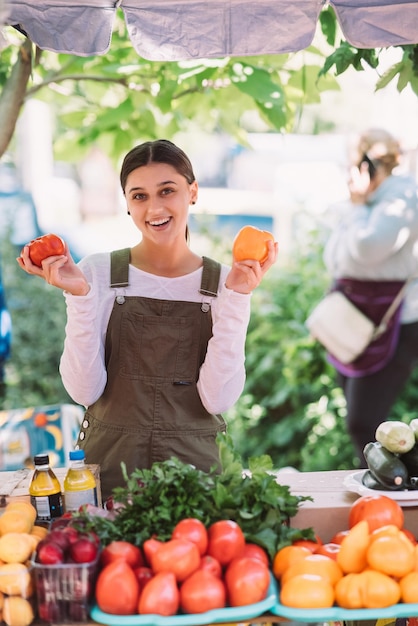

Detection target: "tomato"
[292, 536, 322, 553]
[101, 541, 144, 568]
[171, 518, 208, 556]
[207, 520, 246, 567]
[96, 560, 140, 615]
[225, 557, 270, 607]
[402, 528, 417, 544]
[133, 565, 154, 591]
[138, 571, 180, 616]
[180, 569, 226, 614]
[198, 555, 223, 578]
[142, 537, 163, 567]
[25, 233, 65, 267]
[315, 542, 341, 561]
[349, 494, 404, 532]
[232, 225, 274, 264]
[330, 530, 350, 545]
[151, 538, 200, 582]
[239, 543, 270, 567]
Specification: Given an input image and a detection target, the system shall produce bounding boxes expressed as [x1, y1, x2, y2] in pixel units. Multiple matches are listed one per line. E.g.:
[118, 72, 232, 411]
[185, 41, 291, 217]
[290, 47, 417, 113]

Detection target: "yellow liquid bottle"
[29, 454, 64, 522]
[64, 449, 98, 512]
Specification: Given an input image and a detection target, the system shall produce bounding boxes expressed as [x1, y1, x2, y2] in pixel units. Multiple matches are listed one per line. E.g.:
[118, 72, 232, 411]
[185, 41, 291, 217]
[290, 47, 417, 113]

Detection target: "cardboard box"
[0, 464, 102, 509]
[276, 469, 418, 540]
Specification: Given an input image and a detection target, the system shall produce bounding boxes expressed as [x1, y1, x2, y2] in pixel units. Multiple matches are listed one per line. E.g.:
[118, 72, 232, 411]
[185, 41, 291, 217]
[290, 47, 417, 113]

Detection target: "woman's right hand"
[17, 242, 90, 296]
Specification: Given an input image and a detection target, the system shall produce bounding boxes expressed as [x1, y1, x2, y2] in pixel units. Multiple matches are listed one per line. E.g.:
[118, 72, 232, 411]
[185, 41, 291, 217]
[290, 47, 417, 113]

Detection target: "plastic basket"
[31, 554, 100, 624]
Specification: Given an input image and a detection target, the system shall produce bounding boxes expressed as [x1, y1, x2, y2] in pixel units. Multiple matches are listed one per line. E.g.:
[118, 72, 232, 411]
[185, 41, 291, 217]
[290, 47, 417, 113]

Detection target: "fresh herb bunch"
[75, 433, 314, 560]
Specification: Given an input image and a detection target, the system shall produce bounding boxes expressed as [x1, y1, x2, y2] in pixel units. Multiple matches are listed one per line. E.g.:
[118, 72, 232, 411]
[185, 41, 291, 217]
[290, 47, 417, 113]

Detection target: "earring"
[127, 211, 131, 215]
[191, 201, 196, 205]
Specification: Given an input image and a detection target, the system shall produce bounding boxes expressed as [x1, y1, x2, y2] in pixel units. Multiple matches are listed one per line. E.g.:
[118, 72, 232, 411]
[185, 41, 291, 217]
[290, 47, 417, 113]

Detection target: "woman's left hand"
[225, 240, 278, 294]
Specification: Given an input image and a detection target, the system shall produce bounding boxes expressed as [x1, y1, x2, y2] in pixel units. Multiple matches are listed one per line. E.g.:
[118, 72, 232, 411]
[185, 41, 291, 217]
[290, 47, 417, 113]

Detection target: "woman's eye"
[132, 193, 146, 200]
[161, 188, 174, 196]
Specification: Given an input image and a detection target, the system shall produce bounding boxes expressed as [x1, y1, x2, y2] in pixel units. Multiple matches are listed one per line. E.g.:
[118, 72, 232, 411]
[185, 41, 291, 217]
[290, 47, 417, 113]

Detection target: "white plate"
[343, 470, 418, 506]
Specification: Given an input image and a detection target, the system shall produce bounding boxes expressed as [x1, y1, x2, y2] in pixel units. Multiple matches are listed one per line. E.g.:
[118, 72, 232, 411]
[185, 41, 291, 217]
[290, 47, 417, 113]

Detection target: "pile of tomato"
[95, 518, 271, 616]
[273, 494, 418, 610]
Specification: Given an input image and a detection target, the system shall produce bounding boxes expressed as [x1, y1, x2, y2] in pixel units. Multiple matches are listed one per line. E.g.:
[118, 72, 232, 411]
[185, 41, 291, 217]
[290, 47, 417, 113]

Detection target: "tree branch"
[0, 38, 33, 158]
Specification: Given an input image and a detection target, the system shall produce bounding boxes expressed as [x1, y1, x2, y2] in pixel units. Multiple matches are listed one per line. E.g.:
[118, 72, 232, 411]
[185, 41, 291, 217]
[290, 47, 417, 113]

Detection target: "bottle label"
[64, 487, 98, 512]
[31, 493, 64, 521]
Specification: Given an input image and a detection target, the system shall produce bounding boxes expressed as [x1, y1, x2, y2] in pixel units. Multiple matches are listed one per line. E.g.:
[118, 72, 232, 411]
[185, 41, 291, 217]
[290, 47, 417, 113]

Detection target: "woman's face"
[124, 162, 198, 244]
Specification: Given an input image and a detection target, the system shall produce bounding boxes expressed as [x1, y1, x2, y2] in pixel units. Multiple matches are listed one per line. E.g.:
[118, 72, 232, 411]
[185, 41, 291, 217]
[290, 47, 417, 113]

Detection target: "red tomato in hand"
[349, 495, 404, 532]
[151, 539, 200, 582]
[25, 233, 65, 267]
[198, 555, 223, 578]
[180, 569, 226, 614]
[96, 560, 140, 615]
[225, 557, 270, 607]
[315, 542, 341, 561]
[138, 572, 179, 616]
[207, 520, 246, 567]
[239, 543, 270, 567]
[101, 541, 144, 568]
[172, 518, 208, 556]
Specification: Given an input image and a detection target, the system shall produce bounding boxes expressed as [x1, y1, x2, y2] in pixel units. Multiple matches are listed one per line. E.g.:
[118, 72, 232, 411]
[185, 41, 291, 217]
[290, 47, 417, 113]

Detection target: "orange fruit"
[369, 524, 400, 542]
[0, 511, 32, 536]
[281, 553, 343, 586]
[4, 502, 37, 526]
[335, 572, 364, 609]
[367, 534, 415, 578]
[360, 569, 401, 608]
[272, 545, 311, 580]
[280, 573, 334, 608]
[400, 571, 418, 603]
[3, 595, 34, 626]
[337, 520, 370, 574]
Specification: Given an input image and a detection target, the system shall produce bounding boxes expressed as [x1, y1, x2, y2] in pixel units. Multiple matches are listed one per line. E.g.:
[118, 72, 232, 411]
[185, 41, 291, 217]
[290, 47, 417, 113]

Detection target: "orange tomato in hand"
[232, 226, 274, 264]
[25, 233, 65, 267]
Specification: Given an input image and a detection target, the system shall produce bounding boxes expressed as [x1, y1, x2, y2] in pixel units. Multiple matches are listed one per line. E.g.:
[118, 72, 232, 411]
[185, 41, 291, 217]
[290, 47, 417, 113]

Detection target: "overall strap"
[110, 248, 130, 288]
[200, 256, 221, 297]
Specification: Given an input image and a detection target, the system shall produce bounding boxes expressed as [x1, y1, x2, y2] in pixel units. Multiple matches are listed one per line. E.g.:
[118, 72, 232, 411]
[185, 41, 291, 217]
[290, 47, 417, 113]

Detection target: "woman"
[323, 128, 418, 465]
[18, 139, 278, 500]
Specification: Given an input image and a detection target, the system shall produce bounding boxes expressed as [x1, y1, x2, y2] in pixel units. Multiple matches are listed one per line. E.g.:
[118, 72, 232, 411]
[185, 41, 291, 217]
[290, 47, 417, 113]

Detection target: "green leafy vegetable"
[75, 433, 314, 560]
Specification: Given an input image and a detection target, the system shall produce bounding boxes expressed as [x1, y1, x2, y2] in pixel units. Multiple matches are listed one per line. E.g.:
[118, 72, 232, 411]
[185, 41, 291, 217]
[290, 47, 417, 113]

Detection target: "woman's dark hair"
[120, 139, 196, 192]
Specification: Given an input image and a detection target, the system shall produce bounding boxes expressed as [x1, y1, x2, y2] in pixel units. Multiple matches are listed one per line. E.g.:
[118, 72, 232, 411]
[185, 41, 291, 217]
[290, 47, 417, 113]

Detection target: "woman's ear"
[190, 180, 198, 206]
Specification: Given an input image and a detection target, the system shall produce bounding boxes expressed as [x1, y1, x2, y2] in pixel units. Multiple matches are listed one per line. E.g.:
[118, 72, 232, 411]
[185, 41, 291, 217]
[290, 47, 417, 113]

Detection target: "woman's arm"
[197, 285, 250, 414]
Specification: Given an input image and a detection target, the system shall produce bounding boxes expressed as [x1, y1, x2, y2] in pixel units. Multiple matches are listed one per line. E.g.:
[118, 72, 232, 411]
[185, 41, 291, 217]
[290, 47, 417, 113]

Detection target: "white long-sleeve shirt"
[323, 173, 418, 323]
[59, 252, 251, 413]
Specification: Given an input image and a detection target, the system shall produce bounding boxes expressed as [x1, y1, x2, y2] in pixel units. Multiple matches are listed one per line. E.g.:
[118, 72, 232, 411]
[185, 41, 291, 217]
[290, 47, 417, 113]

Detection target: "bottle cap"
[69, 449, 85, 461]
[34, 454, 49, 466]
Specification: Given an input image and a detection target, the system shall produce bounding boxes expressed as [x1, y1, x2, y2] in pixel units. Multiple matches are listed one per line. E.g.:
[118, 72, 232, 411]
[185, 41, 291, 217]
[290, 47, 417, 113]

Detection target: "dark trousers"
[337, 321, 418, 466]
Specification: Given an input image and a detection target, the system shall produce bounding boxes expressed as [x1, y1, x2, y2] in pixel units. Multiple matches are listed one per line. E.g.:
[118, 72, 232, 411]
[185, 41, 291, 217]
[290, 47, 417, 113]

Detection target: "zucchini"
[400, 443, 418, 477]
[363, 441, 408, 490]
[361, 469, 401, 491]
[375, 420, 415, 454]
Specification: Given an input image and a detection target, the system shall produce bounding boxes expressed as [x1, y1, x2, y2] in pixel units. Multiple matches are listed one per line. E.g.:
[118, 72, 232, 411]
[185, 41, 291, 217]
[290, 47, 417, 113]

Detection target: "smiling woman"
[16, 138, 278, 503]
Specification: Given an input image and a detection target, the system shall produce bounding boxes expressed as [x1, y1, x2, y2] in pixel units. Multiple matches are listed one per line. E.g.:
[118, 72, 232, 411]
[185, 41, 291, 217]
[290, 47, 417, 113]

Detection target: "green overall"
[76, 248, 227, 501]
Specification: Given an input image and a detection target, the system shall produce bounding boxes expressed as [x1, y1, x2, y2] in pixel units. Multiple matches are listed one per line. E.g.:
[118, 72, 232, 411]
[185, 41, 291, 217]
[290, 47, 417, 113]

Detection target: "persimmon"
[272, 545, 311, 580]
[281, 553, 343, 587]
[280, 573, 334, 609]
[232, 226, 274, 264]
[366, 534, 415, 578]
[400, 571, 418, 603]
[337, 520, 370, 574]
[349, 494, 404, 532]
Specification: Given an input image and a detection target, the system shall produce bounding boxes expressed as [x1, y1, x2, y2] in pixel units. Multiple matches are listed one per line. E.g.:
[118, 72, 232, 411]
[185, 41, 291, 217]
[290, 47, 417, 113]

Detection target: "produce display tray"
[90, 574, 278, 626]
[271, 597, 418, 621]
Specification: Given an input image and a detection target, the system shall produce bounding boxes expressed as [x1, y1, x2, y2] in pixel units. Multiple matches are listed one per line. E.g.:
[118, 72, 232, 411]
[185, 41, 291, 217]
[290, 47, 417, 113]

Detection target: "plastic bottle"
[63, 449, 98, 512]
[29, 453, 64, 522]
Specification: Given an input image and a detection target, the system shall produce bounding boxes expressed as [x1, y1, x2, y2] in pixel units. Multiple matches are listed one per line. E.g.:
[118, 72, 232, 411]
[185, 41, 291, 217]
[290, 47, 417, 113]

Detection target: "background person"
[323, 128, 418, 466]
[17, 139, 278, 501]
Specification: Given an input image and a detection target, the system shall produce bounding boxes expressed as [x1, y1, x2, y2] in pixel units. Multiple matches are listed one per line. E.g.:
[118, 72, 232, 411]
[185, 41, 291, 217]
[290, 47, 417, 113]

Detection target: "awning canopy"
[4, 0, 418, 62]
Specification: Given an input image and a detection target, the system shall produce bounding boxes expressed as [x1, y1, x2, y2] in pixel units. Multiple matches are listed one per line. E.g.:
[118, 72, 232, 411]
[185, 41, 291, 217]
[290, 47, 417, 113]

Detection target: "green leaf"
[319, 7, 338, 47]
